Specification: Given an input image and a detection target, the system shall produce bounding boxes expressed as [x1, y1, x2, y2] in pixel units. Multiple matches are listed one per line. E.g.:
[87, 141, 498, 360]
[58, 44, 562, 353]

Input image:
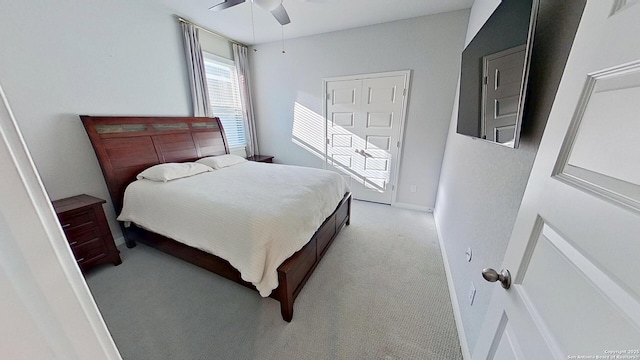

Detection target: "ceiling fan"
[209, 0, 291, 25]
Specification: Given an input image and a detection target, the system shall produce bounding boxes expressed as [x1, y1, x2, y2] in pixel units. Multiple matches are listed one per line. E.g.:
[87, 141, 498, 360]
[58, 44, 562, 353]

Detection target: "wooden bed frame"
[81, 115, 351, 322]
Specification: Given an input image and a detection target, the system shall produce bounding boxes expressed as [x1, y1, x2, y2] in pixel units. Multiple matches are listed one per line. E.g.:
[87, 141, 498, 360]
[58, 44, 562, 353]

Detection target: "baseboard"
[434, 209, 471, 360]
[114, 235, 126, 247]
[392, 202, 433, 212]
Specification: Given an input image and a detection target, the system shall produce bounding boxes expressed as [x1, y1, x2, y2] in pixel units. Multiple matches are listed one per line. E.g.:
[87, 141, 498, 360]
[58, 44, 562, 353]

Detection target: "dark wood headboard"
[81, 116, 229, 213]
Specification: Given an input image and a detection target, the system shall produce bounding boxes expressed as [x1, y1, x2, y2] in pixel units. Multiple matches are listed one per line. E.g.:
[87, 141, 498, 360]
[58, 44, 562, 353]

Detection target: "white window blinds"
[202, 52, 246, 149]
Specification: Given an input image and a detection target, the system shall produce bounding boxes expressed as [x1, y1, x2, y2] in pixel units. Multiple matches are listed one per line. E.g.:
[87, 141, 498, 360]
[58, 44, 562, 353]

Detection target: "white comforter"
[117, 161, 349, 296]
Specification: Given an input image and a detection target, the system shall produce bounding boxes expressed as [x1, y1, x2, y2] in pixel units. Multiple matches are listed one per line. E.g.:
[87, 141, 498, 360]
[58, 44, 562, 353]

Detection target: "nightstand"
[246, 155, 274, 163]
[52, 194, 122, 272]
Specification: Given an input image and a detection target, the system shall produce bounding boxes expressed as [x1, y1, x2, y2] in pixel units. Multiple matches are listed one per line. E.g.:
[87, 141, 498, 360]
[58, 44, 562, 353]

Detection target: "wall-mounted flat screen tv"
[457, 0, 539, 148]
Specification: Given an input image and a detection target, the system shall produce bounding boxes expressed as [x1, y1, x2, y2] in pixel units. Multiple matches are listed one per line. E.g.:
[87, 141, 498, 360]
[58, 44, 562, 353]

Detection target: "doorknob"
[482, 268, 511, 289]
[354, 149, 373, 158]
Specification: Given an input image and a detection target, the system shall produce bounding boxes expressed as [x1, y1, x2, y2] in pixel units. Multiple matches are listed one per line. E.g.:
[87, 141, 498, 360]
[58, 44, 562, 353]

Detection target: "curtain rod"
[176, 16, 248, 47]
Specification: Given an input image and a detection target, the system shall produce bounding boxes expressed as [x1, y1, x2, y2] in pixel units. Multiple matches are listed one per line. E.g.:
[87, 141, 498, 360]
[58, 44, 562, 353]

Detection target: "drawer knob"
[62, 223, 71, 228]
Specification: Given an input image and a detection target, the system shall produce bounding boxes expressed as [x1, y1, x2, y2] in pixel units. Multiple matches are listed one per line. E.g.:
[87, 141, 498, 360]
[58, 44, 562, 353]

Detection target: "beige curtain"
[232, 44, 259, 157]
[181, 22, 212, 117]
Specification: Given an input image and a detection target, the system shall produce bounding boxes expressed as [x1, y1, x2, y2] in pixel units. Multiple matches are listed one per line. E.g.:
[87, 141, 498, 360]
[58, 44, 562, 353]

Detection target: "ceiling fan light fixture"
[252, 0, 281, 12]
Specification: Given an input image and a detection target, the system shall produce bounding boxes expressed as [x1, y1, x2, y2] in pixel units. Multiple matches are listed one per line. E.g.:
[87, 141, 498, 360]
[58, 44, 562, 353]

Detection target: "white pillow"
[136, 162, 212, 182]
[196, 154, 247, 170]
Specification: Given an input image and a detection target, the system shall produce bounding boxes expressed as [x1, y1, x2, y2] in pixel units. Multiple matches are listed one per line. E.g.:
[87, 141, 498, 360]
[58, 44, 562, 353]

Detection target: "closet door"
[325, 72, 410, 204]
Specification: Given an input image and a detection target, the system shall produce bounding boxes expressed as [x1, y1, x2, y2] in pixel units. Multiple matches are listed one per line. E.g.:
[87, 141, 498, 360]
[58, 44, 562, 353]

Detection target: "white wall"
[0, 0, 192, 243]
[434, 0, 586, 355]
[249, 10, 469, 209]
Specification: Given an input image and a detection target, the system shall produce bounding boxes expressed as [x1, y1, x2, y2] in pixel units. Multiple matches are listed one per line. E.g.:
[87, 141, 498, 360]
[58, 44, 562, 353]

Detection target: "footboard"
[124, 192, 352, 322]
[275, 192, 351, 321]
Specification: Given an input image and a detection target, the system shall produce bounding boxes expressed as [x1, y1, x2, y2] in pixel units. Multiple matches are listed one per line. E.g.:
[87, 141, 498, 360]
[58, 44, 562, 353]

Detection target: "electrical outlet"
[469, 282, 476, 306]
[410, 185, 417, 193]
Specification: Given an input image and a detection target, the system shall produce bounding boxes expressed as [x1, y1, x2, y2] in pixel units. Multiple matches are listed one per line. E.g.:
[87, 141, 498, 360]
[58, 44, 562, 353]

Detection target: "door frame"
[322, 70, 411, 206]
[0, 85, 121, 358]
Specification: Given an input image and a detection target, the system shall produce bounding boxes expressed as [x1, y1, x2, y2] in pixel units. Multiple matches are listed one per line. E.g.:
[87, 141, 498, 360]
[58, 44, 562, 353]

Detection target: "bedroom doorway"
[473, 1, 640, 358]
[324, 71, 410, 204]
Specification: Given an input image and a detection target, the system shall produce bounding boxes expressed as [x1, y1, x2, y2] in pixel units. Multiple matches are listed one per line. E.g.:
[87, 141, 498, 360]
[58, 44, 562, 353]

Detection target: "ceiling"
[162, 0, 474, 45]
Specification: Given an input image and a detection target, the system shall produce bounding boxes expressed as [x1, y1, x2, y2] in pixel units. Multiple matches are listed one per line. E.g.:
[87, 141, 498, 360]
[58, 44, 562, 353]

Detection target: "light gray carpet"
[86, 200, 462, 360]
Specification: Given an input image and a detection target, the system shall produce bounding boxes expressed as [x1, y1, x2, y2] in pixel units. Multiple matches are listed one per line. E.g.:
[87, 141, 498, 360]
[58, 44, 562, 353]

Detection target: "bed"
[81, 115, 352, 321]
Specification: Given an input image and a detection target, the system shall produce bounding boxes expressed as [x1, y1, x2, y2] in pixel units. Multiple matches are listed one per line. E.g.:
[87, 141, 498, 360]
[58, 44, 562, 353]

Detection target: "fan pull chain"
[281, 26, 286, 54]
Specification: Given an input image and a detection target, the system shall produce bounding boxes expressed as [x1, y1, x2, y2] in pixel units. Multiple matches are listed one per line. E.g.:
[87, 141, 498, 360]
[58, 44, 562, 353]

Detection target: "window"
[202, 52, 246, 150]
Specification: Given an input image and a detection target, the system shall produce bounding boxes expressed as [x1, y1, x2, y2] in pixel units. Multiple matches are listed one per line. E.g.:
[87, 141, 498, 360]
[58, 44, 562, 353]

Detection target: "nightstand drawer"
[58, 210, 96, 232]
[66, 225, 102, 248]
[72, 238, 108, 265]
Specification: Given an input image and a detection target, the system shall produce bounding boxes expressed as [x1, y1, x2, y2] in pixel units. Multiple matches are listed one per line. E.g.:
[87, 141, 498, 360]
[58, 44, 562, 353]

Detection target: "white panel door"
[474, 1, 640, 359]
[326, 72, 409, 204]
[326, 78, 362, 197]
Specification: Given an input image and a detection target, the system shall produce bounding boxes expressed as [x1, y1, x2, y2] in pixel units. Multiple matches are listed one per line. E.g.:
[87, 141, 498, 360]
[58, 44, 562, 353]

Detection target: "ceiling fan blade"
[271, 3, 291, 25]
[209, 0, 246, 11]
